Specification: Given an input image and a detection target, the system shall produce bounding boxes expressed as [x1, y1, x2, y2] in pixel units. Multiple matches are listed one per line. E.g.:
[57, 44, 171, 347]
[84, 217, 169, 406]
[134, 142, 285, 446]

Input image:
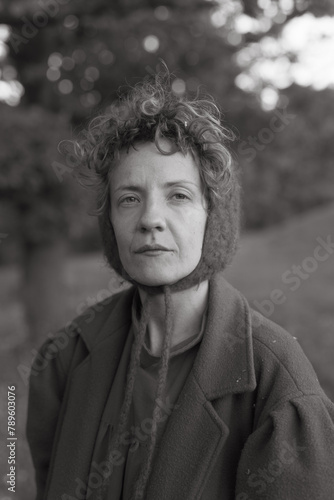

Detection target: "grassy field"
[0, 203, 333, 499]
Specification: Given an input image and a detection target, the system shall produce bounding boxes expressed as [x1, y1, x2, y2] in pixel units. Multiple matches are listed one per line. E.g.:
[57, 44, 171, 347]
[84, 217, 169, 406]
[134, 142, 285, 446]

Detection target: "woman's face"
[110, 140, 208, 286]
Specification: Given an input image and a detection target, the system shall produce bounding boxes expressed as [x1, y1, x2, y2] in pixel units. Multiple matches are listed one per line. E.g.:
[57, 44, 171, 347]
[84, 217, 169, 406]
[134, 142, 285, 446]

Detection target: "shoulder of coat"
[45, 285, 134, 358]
[249, 308, 321, 399]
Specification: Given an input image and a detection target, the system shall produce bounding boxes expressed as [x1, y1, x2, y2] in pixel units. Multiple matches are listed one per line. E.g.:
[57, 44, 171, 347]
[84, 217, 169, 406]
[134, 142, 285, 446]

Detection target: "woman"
[27, 73, 334, 500]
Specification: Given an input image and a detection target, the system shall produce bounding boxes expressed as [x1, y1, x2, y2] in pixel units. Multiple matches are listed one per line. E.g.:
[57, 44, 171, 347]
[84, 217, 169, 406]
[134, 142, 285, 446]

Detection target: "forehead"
[110, 141, 202, 187]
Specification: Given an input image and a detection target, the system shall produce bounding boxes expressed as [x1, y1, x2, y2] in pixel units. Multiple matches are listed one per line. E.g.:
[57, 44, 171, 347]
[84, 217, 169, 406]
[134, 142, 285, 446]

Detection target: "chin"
[135, 276, 177, 287]
[127, 269, 182, 287]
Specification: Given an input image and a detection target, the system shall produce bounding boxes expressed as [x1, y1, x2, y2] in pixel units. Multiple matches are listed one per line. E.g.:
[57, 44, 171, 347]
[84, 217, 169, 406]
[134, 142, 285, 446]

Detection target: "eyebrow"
[113, 180, 199, 193]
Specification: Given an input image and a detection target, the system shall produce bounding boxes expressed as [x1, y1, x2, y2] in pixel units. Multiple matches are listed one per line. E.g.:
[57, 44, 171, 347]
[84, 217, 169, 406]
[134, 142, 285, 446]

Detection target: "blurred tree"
[2, 0, 333, 119]
[1, 0, 334, 344]
[236, 85, 334, 229]
[0, 103, 86, 342]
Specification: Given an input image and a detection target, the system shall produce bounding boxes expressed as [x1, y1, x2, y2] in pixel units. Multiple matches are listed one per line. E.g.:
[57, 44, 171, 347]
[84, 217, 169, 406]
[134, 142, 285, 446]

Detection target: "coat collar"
[47, 273, 256, 500]
[78, 272, 256, 399]
[193, 272, 256, 399]
[76, 284, 135, 352]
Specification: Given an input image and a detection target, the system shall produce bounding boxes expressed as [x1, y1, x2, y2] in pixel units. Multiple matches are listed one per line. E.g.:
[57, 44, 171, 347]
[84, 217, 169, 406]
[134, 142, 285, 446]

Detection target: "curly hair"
[69, 71, 236, 214]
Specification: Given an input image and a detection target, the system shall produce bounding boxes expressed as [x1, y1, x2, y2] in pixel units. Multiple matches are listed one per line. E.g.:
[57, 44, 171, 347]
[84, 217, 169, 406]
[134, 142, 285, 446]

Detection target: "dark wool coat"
[26, 273, 334, 500]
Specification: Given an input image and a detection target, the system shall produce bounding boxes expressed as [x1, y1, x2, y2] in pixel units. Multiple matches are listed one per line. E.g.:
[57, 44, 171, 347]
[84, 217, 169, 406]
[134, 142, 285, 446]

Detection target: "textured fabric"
[89, 289, 207, 499]
[26, 274, 334, 500]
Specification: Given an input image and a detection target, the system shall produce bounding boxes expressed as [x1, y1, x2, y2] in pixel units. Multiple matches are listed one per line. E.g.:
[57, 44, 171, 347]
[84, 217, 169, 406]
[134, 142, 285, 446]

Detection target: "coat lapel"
[146, 274, 256, 500]
[146, 372, 230, 500]
[47, 287, 135, 500]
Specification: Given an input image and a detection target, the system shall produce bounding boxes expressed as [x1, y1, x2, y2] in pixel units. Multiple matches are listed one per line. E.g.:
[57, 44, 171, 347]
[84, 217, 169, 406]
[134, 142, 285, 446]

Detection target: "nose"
[137, 199, 167, 233]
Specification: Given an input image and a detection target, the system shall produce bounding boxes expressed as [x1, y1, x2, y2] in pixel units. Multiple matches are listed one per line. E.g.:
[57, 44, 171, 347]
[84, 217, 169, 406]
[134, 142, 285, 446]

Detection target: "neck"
[138, 280, 209, 356]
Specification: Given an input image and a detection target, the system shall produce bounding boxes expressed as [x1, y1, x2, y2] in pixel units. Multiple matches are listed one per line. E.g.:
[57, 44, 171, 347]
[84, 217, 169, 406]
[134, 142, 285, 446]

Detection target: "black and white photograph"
[1, 0, 334, 499]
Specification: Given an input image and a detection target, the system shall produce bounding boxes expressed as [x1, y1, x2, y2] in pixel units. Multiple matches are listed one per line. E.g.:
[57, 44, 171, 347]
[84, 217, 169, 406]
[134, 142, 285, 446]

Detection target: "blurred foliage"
[0, 0, 334, 261]
[0, 105, 70, 243]
[0, 103, 99, 262]
[235, 85, 334, 228]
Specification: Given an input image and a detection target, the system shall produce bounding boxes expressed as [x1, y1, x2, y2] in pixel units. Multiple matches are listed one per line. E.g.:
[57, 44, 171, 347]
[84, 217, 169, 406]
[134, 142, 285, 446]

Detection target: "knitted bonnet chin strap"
[98, 286, 174, 500]
[130, 285, 173, 500]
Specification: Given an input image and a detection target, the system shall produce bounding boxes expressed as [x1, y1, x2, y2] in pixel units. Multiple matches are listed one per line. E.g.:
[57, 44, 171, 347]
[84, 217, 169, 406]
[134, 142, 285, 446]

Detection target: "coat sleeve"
[235, 393, 334, 500]
[26, 332, 79, 500]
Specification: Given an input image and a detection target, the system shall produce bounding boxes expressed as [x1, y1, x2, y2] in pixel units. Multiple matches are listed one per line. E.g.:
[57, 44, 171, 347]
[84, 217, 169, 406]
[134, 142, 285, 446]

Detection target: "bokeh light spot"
[172, 78, 186, 95]
[47, 67, 61, 82]
[99, 49, 115, 65]
[84, 66, 100, 82]
[143, 35, 160, 53]
[64, 15, 79, 30]
[279, 0, 294, 14]
[0, 24, 11, 42]
[48, 52, 63, 68]
[260, 87, 279, 110]
[58, 79, 73, 94]
[235, 73, 256, 92]
[273, 11, 287, 24]
[264, 4, 278, 18]
[80, 91, 101, 108]
[0, 80, 24, 106]
[258, 0, 271, 8]
[235, 15, 258, 34]
[211, 10, 226, 28]
[48, 53, 62, 68]
[154, 6, 170, 21]
[227, 32, 242, 46]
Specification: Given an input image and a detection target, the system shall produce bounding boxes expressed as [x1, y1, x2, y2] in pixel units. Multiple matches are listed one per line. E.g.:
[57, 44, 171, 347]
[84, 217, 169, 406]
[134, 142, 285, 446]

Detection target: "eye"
[172, 192, 190, 201]
[120, 195, 140, 205]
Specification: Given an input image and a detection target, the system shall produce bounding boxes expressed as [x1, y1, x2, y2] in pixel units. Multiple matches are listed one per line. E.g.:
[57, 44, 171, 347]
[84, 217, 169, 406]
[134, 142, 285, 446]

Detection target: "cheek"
[182, 211, 207, 251]
[110, 213, 128, 251]
[195, 208, 208, 238]
[113, 226, 129, 253]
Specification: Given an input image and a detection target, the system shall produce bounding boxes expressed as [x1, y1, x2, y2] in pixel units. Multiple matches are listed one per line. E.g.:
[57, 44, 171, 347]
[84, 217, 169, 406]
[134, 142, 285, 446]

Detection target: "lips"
[135, 244, 171, 254]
